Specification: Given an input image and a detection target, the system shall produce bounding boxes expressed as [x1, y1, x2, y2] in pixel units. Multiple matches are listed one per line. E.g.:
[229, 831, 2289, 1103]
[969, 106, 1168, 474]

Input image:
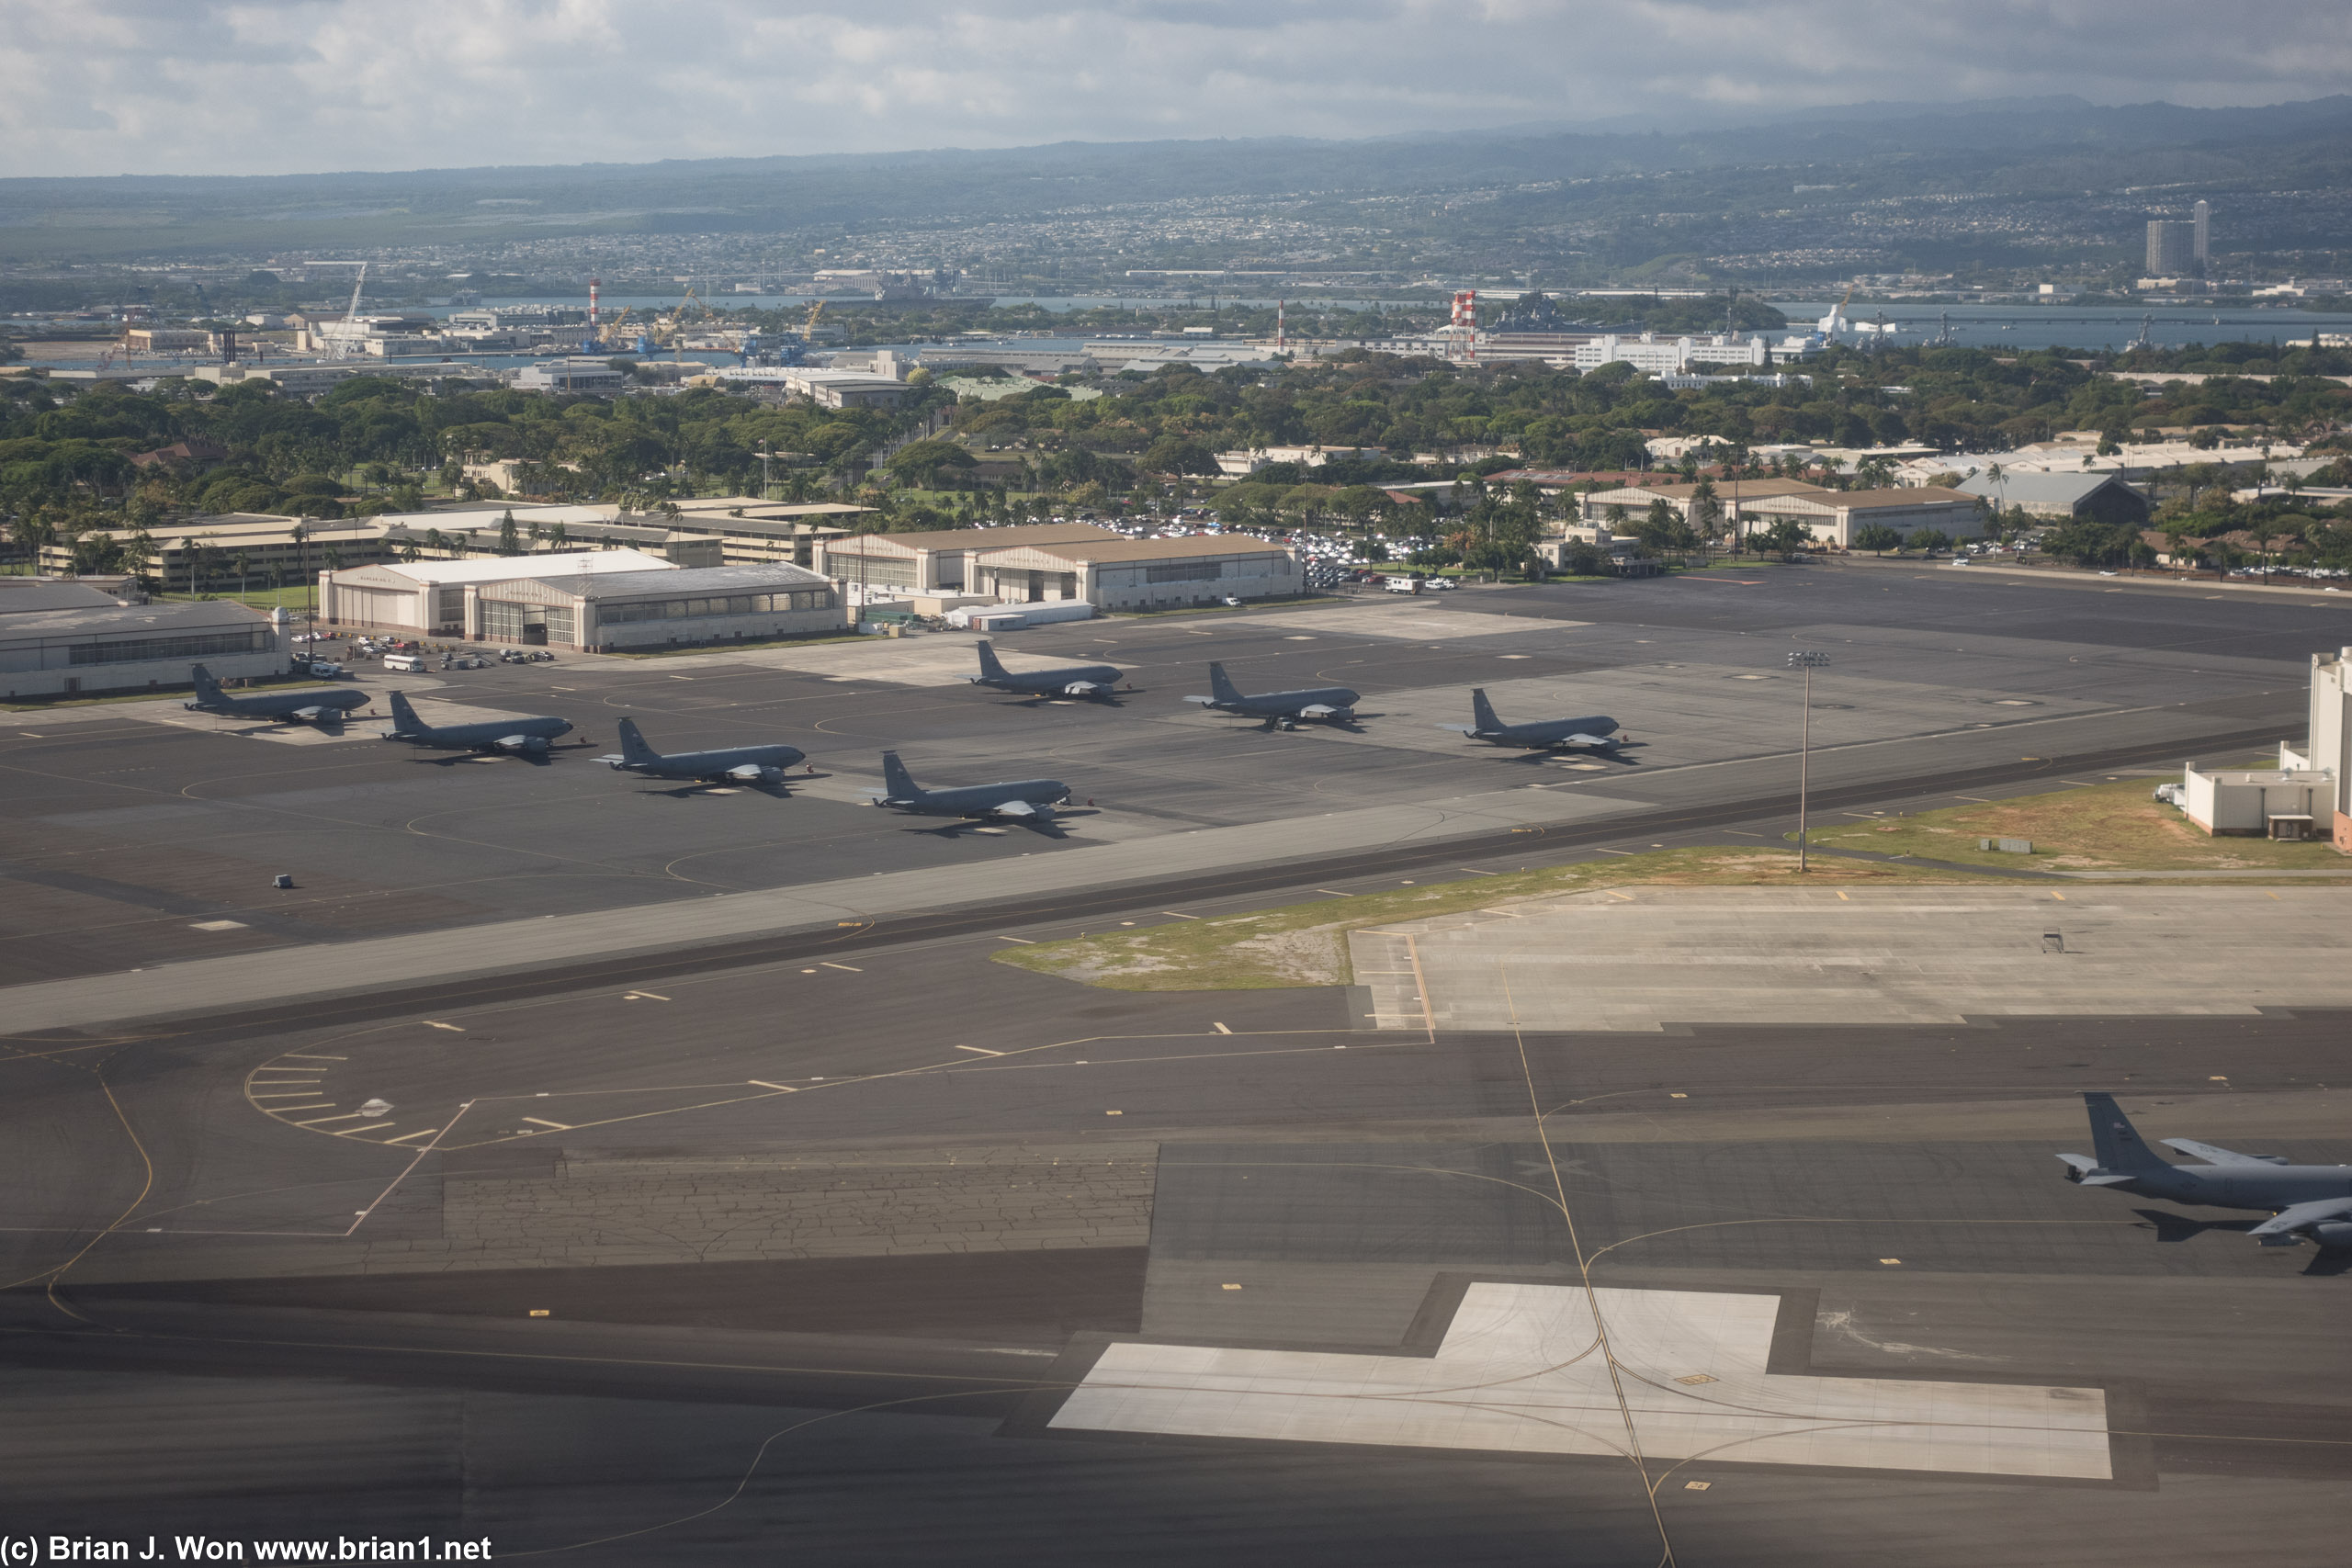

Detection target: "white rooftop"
[359, 549, 674, 586]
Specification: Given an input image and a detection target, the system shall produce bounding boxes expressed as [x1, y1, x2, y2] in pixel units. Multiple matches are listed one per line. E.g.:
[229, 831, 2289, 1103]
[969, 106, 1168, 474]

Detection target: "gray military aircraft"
[1439, 688, 1622, 752]
[869, 750, 1071, 826]
[970, 639, 1123, 700]
[187, 662, 370, 724]
[602, 717, 805, 785]
[2059, 1091, 2352, 1247]
[382, 690, 572, 758]
[1186, 661, 1359, 728]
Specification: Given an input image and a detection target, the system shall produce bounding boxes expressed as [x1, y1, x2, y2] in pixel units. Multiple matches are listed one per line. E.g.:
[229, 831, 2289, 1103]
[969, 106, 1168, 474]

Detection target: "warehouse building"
[967, 534, 1301, 611]
[317, 550, 844, 649]
[1734, 486, 1983, 547]
[318, 549, 678, 637]
[474, 563, 846, 651]
[1955, 470, 2151, 525]
[815, 524, 1121, 598]
[0, 586, 280, 700]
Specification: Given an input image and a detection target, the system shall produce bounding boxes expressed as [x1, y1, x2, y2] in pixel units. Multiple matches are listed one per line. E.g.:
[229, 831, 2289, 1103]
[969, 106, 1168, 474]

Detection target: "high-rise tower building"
[2192, 200, 2211, 267]
[2147, 220, 2196, 276]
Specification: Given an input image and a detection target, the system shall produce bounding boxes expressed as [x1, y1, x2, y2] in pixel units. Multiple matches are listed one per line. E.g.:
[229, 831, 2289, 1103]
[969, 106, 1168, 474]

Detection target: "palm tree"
[290, 523, 310, 622]
[234, 550, 251, 598]
[179, 535, 199, 598]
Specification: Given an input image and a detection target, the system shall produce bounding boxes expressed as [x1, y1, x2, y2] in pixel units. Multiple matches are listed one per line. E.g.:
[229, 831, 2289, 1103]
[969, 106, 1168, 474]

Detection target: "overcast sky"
[3, 0, 2347, 178]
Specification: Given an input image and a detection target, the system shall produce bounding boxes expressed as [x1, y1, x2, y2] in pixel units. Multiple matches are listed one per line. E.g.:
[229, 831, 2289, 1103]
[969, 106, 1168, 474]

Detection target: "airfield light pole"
[1788, 650, 1829, 872]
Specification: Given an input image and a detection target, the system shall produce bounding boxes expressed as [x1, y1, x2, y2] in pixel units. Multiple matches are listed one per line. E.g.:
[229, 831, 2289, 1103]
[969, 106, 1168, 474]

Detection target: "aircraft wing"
[289, 706, 335, 721]
[1434, 724, 1478, 734]
[725, 762, 773, 782]
[2161, 1138, 2290, 1166]
[1560, 732, 1617, 749]
[2247, 1198, 2352, 1245]
[595, 753, 628, 764]
[1182, 694, 1216, 705]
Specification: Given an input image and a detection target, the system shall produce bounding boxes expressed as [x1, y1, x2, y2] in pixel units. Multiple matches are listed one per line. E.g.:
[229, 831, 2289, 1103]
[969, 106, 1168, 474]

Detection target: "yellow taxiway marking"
[624, 991, 672, 1001]
[281, 1053, 346, 1061]
[1315, 888, 1352, 897]
[747, 1080, 798, 1092]
[336, 1122, 398, 1137]
[2052, 892, 2067, 901]
[1836, 891, 1849, 901]
[382, 1128, 443, 1145]
[1607, 890, 1636, 902]
[267, 1102, 338, 1112]
[1161, 911, 1200, 919]
[250, 1090, 323, 1099]
[1212, 1022, 1232, 1035]
[424, 1021, 466, 1032]
[818, 961, 862, 972]
[295, 1111, 377, 1126]
[521, 1115, 572, 1130]
[956, 1044, 1003, 1055]
[995, 934, 1035, 943]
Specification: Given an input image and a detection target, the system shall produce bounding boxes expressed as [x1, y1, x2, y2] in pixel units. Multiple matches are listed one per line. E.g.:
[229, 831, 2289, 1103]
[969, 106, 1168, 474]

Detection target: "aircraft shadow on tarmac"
[902, 807, 1100, 840]
[2129, 1207, 2352, 1273]
[2132, 1206, 2258, 1244]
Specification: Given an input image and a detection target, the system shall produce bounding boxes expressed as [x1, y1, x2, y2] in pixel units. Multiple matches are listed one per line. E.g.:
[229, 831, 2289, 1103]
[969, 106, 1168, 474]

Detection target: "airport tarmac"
[5, 565, 2349, 1565]
[0, 565, 2315, 997]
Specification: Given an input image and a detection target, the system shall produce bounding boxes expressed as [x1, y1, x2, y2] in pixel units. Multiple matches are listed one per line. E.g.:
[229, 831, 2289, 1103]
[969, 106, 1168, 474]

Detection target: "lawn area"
[1799, 770, 2348, 872]
[993, 847, 2018, 992]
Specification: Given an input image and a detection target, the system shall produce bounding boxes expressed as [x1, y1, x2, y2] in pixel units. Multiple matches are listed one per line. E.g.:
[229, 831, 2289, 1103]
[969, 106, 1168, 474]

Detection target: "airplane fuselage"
[189, 690, 370, 722]
[617, 744, 805, 783]
[1466, 714, 1620, 749]
[882, 779, 1069, 818]
[2068, 1161, 2352, 1212]
[1196, 686, 1360, 721]
[388, 717, 572, 752]
[974, 664, 1121, 697]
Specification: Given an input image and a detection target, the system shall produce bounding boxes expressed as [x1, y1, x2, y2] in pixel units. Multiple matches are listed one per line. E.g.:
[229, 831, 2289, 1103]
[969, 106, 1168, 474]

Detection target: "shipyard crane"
[305, 262, 369, 360]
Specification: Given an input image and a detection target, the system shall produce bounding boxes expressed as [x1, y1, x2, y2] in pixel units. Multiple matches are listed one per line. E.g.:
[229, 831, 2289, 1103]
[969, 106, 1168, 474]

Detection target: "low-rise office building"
[1580, 479, 1829, 528]
[1735, 486, 1982, 547]
[0, 592, 281, 700]
[966, 534, 1300, 611]
[816, 524, 1121, 598]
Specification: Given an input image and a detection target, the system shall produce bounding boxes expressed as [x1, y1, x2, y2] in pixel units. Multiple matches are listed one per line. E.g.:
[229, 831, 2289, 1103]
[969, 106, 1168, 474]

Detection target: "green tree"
[497, 509, 521, 556]
[1908, 529, 1951, 555]
[1851, 524, 1903, 556]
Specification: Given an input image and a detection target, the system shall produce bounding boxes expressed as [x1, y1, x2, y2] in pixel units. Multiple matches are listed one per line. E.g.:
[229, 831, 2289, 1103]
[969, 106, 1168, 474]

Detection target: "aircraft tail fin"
[2083, 1092, 2171, 1174]
[1207, 661, 1244, 705]
[1470, 687, 1502, 732]
[616, 717, 662, 767]
[387, 690, 423, 731]
[976, 639, 1009, 681]
[881, 750, 922, 799]
[189, 663, 225, 704]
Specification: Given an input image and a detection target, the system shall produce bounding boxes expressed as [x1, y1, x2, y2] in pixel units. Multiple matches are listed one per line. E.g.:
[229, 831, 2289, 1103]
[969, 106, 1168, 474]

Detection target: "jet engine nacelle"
[1299, 704, 1353, 722]
[1065, 682, 1111, 697]
[499, 734, 550, 754]
[726, 764, 785, 784]
[2311, 1222, 2352, 1248]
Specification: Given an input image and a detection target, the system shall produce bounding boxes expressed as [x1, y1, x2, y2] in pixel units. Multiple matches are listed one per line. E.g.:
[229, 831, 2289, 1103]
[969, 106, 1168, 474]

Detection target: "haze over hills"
[1, 95, 2347, 294]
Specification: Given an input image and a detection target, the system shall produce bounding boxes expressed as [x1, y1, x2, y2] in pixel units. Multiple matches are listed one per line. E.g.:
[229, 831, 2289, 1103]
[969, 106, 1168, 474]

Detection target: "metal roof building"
[1956, 471, 2151, 525]
[0, 597, 281, 701]
[967, 533, 1301, 611]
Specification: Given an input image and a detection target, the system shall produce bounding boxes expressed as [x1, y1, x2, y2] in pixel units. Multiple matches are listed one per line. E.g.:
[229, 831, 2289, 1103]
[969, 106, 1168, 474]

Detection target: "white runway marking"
[1054, 1284, 2110, 1480]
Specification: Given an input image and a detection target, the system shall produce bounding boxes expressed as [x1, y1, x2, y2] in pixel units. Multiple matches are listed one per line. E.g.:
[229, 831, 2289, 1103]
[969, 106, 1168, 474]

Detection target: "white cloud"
[0, 0, 2345, 176]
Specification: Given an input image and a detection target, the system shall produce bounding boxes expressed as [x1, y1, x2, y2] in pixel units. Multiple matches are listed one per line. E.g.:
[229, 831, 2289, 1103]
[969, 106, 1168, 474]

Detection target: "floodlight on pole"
[1787, 651, 1830, 872]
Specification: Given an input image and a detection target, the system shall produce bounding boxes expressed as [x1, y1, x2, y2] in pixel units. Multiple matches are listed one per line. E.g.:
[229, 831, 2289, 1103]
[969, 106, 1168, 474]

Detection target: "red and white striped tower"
[1276, 299, 1285, 350]
[588, 277, 601, 333]
[1451, 289, 1477, 362]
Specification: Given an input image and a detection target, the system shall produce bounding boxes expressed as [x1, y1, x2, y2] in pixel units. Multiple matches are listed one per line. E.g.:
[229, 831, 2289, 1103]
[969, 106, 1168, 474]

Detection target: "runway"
[4, 563, 2348, 1565]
